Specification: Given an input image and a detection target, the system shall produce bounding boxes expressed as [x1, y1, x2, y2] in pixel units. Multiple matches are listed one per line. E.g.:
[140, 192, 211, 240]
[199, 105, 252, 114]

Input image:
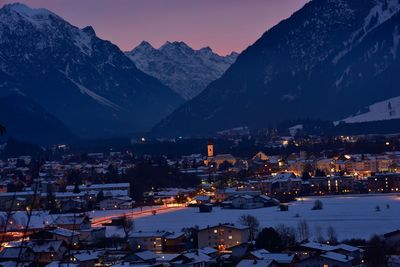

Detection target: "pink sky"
[1, 0, 309, 55]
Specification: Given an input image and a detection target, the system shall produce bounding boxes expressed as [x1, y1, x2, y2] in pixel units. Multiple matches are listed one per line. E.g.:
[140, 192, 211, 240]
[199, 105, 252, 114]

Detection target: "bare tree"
[326, 225, 338, 244]
[238, 214, 260, 241]
[119, 214, 135, 241]
[314, 225, 325, 243]
[297, 219, 310, 242]
[275, 224, 297, 248]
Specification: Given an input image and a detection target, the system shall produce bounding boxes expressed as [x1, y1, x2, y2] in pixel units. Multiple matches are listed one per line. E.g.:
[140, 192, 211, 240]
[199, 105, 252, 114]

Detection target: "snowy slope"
[0, 3, 183, 138]
[126, 41, 238, 100]
[337, 96, 400, 124]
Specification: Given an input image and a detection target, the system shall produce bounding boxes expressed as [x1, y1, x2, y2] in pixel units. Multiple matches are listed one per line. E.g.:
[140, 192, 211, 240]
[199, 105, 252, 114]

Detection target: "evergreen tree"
[255, 227, 283, 252]
[0, 124, 5, 136]
[73, 182, 81, 193]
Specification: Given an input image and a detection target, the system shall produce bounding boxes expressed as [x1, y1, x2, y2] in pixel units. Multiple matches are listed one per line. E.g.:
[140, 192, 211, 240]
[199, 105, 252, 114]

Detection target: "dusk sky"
[1, 0, 309, 55]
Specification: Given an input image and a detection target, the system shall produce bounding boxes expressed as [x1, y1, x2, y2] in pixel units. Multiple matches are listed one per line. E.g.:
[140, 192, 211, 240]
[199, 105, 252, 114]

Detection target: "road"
[91, 205, 186, 227]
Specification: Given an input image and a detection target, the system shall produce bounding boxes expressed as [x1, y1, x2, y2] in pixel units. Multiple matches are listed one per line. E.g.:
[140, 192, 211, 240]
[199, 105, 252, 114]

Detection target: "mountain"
[0, 94, 76, 145]
[126, 41, 238, 100]
[152, 0, 400, 137]
[0, 3, 183, 138]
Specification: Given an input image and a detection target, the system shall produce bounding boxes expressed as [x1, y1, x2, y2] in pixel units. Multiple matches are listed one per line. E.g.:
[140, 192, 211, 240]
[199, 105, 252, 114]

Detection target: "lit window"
[228, 235, 233, 240]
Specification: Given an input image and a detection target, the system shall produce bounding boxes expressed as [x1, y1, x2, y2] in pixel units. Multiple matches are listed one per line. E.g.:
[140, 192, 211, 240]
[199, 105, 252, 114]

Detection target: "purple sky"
[1, 0, 309, 55]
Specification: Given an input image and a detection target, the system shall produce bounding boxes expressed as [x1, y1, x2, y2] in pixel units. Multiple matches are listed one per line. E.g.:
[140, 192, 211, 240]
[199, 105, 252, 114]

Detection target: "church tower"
[207, 139, 214, 157]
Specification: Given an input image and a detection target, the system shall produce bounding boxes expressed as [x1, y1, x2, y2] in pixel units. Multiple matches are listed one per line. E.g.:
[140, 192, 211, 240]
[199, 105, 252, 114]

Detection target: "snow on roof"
[130, 231, 169, 238]
[0, 247, 32, 259]
[157, 253, 180, 262]
[195, 195, 210, 201]
[0, 261, 31, 267]
[199, 223, 249, 231]
[255, 253, 294, 264]
[181, 251, 211, 263]
[45, 262, 79, 267]
[29, 240, 64, 253]
[48, 227, 79, 237]
[236, 259, 275, 267]
[250, 249, 270, 259]
[198, 247, 218, 255]
[135, 250, 157, 261]
[334, 243, 363, 252]
[301, 242, 336, 251]
[65, 183, 130, 191]
[321, 252, 354, 263]
[72, 250, 102, 262]
[53, 215, 88, 225]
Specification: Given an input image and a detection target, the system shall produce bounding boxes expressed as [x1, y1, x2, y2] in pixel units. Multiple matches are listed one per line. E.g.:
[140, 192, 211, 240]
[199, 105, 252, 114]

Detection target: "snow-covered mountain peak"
[4, 3, 55, 18]
[127, 41, 238, 100]
[82, 26, 96, 37]
[160, 41, 193, 54]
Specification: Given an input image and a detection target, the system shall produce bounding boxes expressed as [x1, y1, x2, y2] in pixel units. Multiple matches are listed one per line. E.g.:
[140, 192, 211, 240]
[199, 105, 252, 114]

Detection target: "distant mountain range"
[126, 41, 238, 100]
[152, 0, 400, 137]
[0, 3, 183, 141]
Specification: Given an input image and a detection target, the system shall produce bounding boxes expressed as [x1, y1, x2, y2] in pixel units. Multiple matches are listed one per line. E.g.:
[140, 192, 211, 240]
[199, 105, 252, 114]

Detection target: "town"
[0, 134, 399, 267]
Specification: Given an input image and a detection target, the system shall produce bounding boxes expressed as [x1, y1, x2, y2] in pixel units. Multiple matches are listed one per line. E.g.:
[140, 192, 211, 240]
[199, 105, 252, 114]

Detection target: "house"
[129, 231, 171, 252]
[231, 195, 264, 209]
[48, 227, 80, 246]
[384, 229, 400, 246]
[197, 223, 250, 250]
[98, 196, 134, 210]
[79, 227, 106, 244]
[297, 252, 353, 267]
[170, 251, 212, 267]
[332, 244, 364, 264]
[249, 250, 296, 266]
[123, 250, 157, 264]
[236, 259, 278, 267]
[164, 232, 187, 253]
[28, 240, 68, 264]
[52, 215, 91, 230]
[0, 247, 35, 262]
[71, 250, 101, 267]
[60, 199, 84, 213]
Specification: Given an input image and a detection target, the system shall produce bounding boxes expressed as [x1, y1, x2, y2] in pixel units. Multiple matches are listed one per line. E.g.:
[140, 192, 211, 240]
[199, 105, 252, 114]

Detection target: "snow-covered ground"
[134, 194, 400, 241]
[336, 95, 400, 124]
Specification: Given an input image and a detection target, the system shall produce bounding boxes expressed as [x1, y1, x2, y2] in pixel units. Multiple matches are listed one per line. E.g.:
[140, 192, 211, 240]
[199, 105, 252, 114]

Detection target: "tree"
[73, 182, 81, 194]
[364, 235, 388, 267]
[238, 214, 260, 241]
[315, 169, 326, 177]
[0, 124, 5, 136]
[255, 227, 282, 252]
[182, 226, 199, 249]
[46, 184, 57, 212]
[314, 225, 325, 243]
[119, 215, 135, 241]
[297, 219, 310, 242]
[326, 226, 338, 244]
[312, 200, 323, 210]
[275, 224, 297, 248]
[96, 190, 105, 203]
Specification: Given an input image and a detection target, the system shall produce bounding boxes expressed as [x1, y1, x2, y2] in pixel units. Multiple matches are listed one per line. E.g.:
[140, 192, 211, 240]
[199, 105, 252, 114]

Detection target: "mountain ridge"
[0, 3, 183, 139]
[151, 0, 400, 137]
[126, 40, 238, 100]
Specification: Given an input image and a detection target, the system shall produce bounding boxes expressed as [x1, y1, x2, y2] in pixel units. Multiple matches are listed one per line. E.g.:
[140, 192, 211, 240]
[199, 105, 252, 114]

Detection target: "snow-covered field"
[134, 194, 400, 240]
